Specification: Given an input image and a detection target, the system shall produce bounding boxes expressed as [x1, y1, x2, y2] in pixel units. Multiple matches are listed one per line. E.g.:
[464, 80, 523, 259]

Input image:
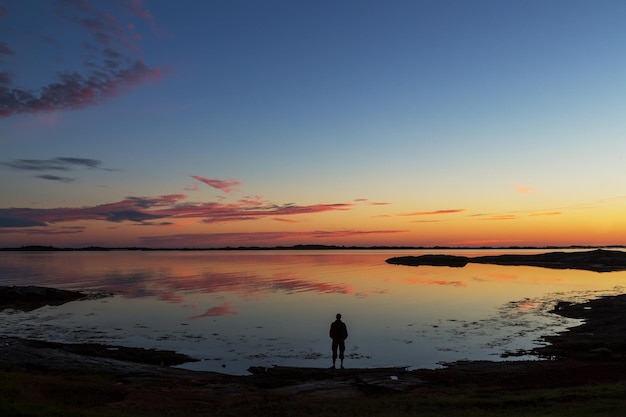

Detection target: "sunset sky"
[2, 0, 626, 248]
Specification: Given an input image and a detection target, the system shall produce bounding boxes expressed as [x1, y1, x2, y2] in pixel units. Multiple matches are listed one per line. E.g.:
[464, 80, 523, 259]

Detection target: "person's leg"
[331, 340, 338, 368]
[339, 340, 345, 369]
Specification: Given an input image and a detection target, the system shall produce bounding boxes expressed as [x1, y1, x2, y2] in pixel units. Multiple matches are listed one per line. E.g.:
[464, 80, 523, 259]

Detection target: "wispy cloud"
[530, 211, 562, 217]
[0, 225, 86, 235]
[207, 203, 352, 223]
[3, 157, 114, 183]
[399, 209, 465, 216]
[190, 176, 241, 193]
[480, 215, 518, 221]
[0, 214, 47, 228]
[35, 174, 75, 183]
[355, 198, 391, 206]
[273, 217, 299, 223]
[0, 0, 163, 118]
[3, 157, 105, 171]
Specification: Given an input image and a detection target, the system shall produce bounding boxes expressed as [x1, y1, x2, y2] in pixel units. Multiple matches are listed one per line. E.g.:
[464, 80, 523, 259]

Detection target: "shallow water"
[1, 249, 625, 375]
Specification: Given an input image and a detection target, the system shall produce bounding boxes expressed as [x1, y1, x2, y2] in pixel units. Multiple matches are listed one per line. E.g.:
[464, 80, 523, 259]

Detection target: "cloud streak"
[3, 157, 105, 171]
[400, 209, 465, 216]
[35, 174, 75, 183]
[190, 176, 241, 193]
[3, 157, 114, 183]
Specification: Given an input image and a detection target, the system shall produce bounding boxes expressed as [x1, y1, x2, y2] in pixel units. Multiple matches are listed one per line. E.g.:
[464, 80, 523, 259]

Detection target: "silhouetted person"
[329, 313, 348, 369]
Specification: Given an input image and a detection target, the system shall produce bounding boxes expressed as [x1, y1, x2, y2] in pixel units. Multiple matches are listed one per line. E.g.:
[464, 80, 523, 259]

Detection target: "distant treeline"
[1, 244, 624, 252]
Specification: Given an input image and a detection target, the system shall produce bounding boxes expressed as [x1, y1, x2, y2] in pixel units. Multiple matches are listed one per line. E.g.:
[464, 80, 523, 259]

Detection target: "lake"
[1, 249, 625, 375]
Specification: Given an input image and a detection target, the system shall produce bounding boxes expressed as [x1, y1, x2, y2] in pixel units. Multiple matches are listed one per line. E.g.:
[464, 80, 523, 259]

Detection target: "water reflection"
[1, 250, 626, 375]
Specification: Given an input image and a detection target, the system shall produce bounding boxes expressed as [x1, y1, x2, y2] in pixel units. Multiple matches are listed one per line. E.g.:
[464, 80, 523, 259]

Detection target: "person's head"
[336, 313, 342, 320]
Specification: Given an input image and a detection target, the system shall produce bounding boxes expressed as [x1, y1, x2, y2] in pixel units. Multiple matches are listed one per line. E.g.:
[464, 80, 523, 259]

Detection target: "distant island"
[2, 244, 624, 252]
[386, 249, 626, 273]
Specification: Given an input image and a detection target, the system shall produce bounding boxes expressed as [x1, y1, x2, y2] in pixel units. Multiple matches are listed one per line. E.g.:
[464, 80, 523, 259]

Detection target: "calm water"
[1, 249, 625, 375]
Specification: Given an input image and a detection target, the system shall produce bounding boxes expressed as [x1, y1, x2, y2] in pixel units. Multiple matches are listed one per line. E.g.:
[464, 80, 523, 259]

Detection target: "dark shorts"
[332, 339, 345, 359]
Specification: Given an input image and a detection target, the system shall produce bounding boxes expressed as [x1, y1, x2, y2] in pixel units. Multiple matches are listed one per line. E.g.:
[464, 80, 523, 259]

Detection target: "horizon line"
[2, 244, 625, 252]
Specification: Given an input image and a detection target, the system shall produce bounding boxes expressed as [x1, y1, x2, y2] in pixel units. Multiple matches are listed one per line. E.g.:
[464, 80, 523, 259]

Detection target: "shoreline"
[3, 288, 626, 414]
[2, 293, 626, 386]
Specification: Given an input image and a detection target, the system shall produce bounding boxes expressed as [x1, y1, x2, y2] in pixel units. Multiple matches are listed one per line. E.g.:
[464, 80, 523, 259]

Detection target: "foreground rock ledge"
[386, 248, 626, 272]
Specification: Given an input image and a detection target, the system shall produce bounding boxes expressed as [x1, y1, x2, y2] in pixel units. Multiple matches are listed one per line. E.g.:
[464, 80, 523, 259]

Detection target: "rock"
[0, 286, 85, 311]
[386, 249, 626, 272]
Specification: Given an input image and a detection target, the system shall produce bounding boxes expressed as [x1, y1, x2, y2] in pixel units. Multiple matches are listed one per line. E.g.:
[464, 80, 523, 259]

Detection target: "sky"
[1, 0, 626, 248]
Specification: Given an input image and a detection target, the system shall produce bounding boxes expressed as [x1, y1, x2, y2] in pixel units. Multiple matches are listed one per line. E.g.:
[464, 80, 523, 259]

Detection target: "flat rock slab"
[246, 366, 425, 397]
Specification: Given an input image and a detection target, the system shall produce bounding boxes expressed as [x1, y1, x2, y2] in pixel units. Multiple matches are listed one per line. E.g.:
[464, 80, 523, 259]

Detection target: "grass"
[1, 369, 626, 417]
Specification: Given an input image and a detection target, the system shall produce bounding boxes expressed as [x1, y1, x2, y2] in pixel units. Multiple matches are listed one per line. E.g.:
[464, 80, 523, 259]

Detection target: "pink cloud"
[190, 176, 241, 193]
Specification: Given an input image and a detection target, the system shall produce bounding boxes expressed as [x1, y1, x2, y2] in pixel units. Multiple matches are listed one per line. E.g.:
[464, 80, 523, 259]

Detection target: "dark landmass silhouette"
[0, 286, 85, 311]
[386, 248, 626, 272]
[0, 286, 110, 312]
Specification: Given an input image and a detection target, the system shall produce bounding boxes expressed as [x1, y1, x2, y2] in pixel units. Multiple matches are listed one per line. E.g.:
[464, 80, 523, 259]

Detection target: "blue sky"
[1, 0, 626, 248]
